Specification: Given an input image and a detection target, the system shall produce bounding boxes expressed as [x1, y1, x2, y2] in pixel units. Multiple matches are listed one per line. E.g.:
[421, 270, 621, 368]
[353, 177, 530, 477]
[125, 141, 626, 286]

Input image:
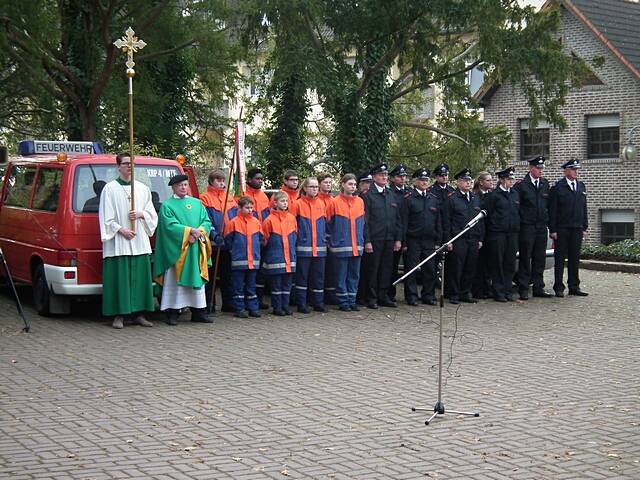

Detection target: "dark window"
[32, 168, 63, 212]
[4, 165, 36, 208]
[588, 126, 619, 158]
[73, 164, 181, 213]
[601, 222, 634, 245]
[520, 128, 550, 161]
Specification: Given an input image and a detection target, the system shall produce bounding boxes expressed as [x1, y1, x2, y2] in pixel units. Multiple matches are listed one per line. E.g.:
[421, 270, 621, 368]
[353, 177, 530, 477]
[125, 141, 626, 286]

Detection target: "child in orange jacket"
[223, 196, 263, 318]
[262, 191, 297, 316]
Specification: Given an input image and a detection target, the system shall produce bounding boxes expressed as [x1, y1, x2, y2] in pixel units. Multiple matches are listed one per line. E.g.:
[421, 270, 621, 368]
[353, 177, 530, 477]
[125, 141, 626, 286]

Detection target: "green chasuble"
[153, 196, 212, 288]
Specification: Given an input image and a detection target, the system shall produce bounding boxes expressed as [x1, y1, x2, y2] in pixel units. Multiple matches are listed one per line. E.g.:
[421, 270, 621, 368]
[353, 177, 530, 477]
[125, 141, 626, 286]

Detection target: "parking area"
[1, 269, 639, 479]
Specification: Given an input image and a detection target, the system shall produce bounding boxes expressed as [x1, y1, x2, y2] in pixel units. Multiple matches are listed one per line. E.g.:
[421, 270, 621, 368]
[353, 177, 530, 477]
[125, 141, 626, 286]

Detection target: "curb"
[580, 259, 640, 274]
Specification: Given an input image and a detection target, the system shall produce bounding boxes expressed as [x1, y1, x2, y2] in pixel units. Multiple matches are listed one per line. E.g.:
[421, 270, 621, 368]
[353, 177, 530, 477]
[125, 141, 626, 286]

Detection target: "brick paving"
[1, 269, 638, 479]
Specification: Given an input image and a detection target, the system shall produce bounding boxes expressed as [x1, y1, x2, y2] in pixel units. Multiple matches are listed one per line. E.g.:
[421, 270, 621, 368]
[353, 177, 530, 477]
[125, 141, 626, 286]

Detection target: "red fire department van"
[0, 140, 199, 316]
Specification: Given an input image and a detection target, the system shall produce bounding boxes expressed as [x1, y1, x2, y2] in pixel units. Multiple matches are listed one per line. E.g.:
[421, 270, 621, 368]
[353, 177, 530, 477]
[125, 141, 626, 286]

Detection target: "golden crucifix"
[114, 27, 146, 230]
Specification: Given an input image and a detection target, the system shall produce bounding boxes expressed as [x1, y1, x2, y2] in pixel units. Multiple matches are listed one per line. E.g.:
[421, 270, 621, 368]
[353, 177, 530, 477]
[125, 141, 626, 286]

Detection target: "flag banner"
[233, 121, 246, 196]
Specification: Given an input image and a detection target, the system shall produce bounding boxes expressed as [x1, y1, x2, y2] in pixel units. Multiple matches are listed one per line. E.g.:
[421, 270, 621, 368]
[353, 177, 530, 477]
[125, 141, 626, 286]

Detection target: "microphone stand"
[393, 213, 484, 425]
[0, 247, 30, 332]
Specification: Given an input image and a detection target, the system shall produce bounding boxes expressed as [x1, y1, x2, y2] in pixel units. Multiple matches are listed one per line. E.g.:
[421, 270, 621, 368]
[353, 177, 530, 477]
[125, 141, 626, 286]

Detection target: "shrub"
[582, 239, 640, 263]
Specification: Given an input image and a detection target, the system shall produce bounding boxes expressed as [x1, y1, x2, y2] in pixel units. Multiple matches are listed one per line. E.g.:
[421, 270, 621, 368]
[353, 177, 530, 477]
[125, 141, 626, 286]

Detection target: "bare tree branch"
[137, 39, 198, 62]
[399, 121, 469, 144]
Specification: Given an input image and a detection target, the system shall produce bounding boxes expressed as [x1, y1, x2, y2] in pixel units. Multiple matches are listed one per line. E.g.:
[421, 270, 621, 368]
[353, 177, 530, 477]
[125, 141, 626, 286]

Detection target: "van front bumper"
[44, 264, 102, 296]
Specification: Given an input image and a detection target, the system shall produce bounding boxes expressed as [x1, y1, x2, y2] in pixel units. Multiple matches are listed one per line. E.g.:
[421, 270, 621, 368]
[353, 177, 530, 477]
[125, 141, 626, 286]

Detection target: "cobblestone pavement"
[1, 269, 639, 480]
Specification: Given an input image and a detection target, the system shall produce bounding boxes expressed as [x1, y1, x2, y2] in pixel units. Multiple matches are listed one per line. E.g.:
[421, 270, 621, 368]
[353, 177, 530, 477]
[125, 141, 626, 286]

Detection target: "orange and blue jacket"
[326, 193, 365, 257]
[318, 191, 333, 211]
[289, 195, 327, 257]
[243, 185, 270, 223]
[200, 186, 238, 237]
[223, 211, 262, 270]
[261, 210, 297, 274]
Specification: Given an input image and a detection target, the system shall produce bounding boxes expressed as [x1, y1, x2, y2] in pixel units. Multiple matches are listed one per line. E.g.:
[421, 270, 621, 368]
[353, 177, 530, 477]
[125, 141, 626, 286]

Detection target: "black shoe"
[505, 295, 513, 302]
[313, 305, 328, 313]
[166, 310, 179, 326]
[494, 297, 507, 303]
[297, 305, 311, 314]
[554, 291, 565, 298]
[449, 297, 459, 305]
[248, 310, 261, 318]
[191, 308, 213, 323]
[259, 302, 270, 310]
[407, 300, 419, 306]
[283, 309, 293, 316]
[422, 298, 437, 306]
[533, 291, 553, 298]
[234, 310, 249, 318]
[378, 300, 397, 308]
[460, 296, 478, 304]
[350, 305, 360, 312]
[272, 309, 286, 316]
[569, 290, 588, 296]
[366, 302, 379, 309]
[519, 293, 529, 301]
[338, 305, 351, 312]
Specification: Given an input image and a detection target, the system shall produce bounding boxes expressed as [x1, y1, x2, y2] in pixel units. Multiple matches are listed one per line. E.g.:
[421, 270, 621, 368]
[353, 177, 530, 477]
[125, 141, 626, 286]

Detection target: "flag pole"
[114, 27, 147, 231]
[209, 107, 243, 312]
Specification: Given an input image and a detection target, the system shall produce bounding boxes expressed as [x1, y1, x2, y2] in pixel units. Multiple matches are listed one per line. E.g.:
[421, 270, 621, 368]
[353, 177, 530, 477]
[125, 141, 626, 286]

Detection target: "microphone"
[465, 209, 487, 228]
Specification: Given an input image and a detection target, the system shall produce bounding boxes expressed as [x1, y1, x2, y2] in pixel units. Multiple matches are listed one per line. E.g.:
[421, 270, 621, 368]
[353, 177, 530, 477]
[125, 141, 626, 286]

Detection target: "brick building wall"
[481, 6, 640, 244]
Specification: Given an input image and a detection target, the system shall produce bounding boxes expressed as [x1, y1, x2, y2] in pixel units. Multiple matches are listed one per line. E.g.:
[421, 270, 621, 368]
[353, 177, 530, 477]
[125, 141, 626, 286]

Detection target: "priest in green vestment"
[154, 174, 213, 325]
[99, 153, 158, 329]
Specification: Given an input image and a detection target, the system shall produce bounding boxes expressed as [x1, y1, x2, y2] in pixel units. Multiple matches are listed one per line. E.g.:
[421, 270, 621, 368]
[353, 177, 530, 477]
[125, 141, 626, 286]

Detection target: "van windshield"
[73, 164, 181, 213]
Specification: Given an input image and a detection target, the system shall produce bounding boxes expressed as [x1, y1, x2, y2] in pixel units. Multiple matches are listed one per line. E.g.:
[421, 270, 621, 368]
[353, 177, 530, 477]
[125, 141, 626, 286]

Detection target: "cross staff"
[114, 27, 146, 231]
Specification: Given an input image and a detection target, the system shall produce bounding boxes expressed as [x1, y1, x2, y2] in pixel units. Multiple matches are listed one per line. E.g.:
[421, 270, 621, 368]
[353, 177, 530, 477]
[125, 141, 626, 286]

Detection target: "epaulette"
[515, 179, 523, 185]
[448, 191, 455, 197]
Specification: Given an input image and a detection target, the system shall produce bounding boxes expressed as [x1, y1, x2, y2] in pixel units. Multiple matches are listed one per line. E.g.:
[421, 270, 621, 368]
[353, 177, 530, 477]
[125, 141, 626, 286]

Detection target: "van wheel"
[33, 264, 52, 316]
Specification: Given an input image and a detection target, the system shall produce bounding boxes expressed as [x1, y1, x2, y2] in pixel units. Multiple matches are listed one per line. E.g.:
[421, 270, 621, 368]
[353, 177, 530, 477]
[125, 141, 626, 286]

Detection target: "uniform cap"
[358, 171, 373, 183]
[168, 174, 189, 186]
[370, 163, 389, 175]
[496, 166, 516, 179]
[561, 158, 581, 169]
[433, 163, 450, 176]
[528, 155, 546, 168]
[454, 168, 472, 180]
[412, 167, 430, 180]
[390, 164, 408, 176]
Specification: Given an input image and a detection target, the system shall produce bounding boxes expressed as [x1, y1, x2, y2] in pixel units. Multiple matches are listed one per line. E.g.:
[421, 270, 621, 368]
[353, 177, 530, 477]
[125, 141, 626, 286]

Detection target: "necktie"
[466, 193, 470, 202]
[571, 181, 576, 192]
[534, 179, 539, 189]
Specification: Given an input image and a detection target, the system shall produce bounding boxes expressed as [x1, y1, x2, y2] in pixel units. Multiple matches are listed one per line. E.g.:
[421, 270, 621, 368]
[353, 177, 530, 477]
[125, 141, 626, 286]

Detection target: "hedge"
[581, 239, 640, 263]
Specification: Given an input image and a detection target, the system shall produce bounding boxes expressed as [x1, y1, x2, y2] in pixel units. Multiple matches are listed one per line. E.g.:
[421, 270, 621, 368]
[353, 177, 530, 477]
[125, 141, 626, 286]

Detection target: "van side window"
[33, 168, 63, 212]
[5, 165, 36, 208]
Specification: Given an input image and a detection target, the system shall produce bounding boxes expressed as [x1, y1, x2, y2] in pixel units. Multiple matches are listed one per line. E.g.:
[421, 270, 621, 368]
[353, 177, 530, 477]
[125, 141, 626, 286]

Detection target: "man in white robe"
[99, 153, 158, 329]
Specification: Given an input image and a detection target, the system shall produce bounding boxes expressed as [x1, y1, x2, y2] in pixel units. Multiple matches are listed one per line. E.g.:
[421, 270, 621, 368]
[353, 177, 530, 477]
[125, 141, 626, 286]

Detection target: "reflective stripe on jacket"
[326, 194, 364, 257]
[261, 209, 297, 274]
[223, 212, 262, 270]
[290, 195, 327, 257]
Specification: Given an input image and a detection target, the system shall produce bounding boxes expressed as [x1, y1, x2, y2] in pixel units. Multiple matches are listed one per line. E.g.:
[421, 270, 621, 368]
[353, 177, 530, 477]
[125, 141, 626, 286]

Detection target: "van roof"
[6, 154, 181, 167]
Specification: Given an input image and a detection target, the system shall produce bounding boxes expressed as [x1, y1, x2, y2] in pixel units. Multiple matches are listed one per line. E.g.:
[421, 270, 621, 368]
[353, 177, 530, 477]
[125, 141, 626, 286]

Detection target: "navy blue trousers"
[294, 256, 325, 307]
[333, 256, 361, 308]
[268, 273, 293, 312]
[231, 269, 258, 312]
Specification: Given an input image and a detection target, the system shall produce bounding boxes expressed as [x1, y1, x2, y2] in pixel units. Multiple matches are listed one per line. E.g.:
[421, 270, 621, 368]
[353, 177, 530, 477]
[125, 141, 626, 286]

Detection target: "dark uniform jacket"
[548, 178, 588, 232]
[482, 187, 520, 234]
[429, 183, 455, 206]
[390, 185, 412, 241]
[514, 174, 550, 229]
[362, 185, 403, 242]
[445, 189, 484, 242]
[404, 189, 442, 244]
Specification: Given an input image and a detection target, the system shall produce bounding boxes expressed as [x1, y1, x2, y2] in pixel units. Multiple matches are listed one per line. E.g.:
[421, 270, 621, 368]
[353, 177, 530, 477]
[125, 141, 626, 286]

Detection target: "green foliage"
[0, 0, 242, 160]
[581, 240, 640, 263]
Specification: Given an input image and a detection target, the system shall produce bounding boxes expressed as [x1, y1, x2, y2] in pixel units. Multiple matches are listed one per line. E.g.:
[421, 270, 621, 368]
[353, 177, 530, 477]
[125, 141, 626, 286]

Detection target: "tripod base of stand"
[412, 402, 479, 425]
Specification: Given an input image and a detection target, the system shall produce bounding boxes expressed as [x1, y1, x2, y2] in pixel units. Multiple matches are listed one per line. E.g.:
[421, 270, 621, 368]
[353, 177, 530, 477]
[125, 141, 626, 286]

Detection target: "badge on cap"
[454, 168, 472, 180]
[358, 171, 373, 183]
[528, 155, 545, 168]
[433, 163, 450, 176]
[390, 164, 408, 176]
[496, 166, 516, 179]
[412, 167, 430, 180]
[561, 158, 581, 169]
[370, 163, 389, 175]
